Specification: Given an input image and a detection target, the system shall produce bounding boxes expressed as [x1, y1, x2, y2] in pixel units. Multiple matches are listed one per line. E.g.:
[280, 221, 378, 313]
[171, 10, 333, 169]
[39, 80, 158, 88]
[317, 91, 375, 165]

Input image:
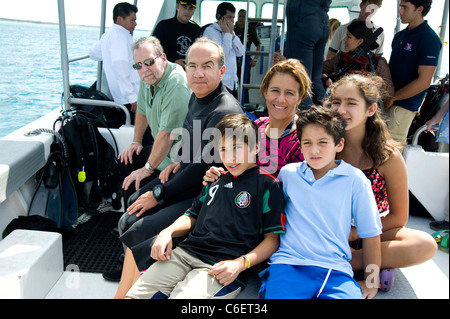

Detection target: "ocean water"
[0, 18, 448, 138]
[0, 20, 149, 138]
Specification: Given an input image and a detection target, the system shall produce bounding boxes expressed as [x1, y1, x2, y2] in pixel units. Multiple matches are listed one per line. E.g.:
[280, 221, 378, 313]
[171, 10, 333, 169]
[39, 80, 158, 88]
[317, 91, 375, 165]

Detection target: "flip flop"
[379, 268, 395, 292]
[439, 234, 449, 253]
[432, 229, 449, 243]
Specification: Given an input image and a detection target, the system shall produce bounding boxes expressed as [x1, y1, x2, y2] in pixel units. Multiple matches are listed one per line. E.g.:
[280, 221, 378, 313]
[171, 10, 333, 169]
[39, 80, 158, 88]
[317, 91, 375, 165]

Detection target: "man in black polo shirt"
[126, 113, 286, 299]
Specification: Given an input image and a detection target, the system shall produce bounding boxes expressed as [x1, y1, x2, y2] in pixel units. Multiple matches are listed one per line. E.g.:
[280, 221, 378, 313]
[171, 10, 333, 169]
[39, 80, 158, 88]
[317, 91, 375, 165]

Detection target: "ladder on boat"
[237, 0, 286, 112]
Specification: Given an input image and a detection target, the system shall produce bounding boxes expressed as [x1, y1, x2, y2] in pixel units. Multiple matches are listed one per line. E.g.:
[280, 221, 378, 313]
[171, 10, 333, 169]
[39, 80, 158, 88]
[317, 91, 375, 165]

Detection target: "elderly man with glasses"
[117, 36, 191, 214]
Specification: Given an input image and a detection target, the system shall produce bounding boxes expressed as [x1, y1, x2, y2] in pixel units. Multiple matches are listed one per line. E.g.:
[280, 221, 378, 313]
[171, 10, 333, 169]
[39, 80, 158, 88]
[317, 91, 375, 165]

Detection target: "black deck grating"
[63, 211, 123, 273]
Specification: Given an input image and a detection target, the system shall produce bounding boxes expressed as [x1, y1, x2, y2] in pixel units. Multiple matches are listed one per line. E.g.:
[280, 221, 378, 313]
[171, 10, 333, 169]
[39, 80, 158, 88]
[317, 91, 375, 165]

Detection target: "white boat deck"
[45, 214, 449, 299]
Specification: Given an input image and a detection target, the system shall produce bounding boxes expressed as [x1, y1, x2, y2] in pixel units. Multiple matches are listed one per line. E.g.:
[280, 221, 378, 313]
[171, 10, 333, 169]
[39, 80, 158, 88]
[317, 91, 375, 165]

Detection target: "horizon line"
[0, 18, 152, 32]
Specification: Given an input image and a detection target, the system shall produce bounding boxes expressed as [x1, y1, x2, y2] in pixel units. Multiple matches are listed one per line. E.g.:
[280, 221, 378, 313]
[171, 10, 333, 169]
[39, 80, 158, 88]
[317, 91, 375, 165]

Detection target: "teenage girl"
[328, 74, 437, 289]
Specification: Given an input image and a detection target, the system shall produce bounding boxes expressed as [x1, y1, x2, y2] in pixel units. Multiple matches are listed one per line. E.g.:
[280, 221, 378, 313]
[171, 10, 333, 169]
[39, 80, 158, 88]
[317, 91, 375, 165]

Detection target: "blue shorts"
[259, 264, 362, 299]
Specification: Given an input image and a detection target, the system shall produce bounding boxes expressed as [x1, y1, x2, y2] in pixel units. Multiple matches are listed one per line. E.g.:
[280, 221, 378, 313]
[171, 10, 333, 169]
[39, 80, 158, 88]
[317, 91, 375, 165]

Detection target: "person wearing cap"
[326, 0, 385, 59]
[152, 0, 201, 68]
[322, 20, 394, 98]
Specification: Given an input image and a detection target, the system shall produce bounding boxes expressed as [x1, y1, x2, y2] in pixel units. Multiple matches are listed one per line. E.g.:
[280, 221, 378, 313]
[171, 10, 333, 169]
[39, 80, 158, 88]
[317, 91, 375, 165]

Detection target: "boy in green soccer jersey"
[126, 113, 286, 299]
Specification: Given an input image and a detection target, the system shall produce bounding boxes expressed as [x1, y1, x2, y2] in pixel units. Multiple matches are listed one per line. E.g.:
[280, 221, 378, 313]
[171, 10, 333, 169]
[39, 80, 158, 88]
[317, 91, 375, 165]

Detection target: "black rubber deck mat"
[63, 211, 123, 273]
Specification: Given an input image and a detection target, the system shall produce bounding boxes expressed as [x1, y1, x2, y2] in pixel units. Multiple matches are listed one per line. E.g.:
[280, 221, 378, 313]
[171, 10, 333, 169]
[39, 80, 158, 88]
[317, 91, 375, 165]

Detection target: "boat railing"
[411, 125, 441, 146]
[69, 55, 90, 63]
[57, 0, 131, 126]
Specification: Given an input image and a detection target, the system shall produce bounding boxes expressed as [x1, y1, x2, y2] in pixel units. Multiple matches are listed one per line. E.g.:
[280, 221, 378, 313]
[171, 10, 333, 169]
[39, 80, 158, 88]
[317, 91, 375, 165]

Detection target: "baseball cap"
[178, 0, 196, 7]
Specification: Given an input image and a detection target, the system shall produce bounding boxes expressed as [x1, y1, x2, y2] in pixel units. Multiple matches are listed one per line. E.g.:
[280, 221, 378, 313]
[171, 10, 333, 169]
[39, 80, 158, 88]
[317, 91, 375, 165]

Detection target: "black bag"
[70, 83, 127, 129]
[2, 215, 60, 239]
[59, 111, 122, 214]
[407, 74, 449, 151]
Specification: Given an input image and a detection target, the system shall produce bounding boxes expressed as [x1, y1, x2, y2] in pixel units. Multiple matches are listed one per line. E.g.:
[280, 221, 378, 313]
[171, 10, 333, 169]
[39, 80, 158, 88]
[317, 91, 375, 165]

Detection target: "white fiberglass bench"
[403, 125, 449, 221]
[0, 229, 63, 299]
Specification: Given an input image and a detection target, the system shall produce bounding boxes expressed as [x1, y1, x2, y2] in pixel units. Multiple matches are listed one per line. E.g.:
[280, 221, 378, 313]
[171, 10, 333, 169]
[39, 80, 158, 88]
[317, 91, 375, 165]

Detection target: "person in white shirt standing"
[89, 2, 141, 124]
[203, 2, 245, 98]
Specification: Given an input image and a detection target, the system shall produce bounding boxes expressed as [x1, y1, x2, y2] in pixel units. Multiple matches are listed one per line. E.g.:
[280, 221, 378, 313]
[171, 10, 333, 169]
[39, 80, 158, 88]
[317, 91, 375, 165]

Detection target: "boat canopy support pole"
[58, 0, 70, 112]
[268, 0, 280, 66]
[436, 0, 449, 80]
[396, 0, 402, 33]
[96, 0, 107, 92]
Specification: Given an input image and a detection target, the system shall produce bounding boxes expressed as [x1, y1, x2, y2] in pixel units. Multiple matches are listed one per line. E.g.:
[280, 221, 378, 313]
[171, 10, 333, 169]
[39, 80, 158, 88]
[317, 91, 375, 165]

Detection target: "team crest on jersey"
[235, 191, 251, 208]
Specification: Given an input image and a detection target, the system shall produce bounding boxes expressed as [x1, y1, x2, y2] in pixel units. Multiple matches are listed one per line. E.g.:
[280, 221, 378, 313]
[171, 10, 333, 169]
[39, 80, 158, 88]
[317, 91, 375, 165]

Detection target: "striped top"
[256, 117, 304, 177]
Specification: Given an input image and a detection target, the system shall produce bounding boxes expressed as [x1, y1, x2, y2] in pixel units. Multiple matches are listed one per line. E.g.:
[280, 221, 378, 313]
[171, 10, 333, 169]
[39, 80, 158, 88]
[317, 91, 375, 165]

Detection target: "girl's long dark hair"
[327, 73, 401, 167]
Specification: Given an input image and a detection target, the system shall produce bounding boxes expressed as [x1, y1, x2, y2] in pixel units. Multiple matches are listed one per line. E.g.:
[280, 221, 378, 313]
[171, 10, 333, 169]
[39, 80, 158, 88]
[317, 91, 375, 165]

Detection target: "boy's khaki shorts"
[126, 247, 242, 299]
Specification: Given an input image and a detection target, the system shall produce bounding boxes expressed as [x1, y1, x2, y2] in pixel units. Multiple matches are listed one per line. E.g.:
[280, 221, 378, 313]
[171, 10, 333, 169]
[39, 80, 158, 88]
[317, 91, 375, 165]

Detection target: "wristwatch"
[144, 161, 156, 172]
[152, 184, 165, 205]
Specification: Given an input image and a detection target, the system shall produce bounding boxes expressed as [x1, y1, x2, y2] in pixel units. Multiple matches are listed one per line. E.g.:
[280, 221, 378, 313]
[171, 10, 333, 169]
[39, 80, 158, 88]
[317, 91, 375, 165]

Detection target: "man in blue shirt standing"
[386, 0, 442, 145]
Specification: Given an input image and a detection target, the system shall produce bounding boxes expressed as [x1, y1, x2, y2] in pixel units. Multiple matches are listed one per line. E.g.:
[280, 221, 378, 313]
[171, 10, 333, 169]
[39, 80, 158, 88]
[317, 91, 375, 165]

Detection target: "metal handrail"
[69, 55, 89, 63]
[69, 98, 131, 125]
[411, 125, 440, 146]
[58, 0, 131, 126]
[238, 0, 284, 103]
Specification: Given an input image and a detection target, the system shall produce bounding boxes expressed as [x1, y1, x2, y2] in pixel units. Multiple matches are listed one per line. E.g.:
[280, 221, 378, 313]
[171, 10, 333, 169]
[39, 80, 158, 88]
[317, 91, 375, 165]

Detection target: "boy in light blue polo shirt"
[260, 106, 382, 299]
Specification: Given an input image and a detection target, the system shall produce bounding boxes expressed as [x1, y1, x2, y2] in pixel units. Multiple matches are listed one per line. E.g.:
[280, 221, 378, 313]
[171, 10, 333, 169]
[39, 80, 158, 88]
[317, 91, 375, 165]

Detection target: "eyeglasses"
[132, 56, 161, 70]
